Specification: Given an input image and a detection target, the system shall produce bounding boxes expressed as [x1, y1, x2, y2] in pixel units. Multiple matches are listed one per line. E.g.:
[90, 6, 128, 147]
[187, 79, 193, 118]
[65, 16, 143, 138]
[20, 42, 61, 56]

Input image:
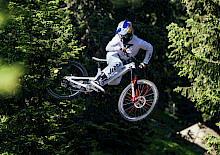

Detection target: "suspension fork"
[130, 68, 138, 102]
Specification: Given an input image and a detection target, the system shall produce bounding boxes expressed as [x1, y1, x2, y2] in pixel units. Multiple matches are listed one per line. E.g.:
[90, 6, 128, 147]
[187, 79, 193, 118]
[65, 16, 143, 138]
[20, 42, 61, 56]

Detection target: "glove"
[120, 47, 127, 54]
[139, 62, 146, 69]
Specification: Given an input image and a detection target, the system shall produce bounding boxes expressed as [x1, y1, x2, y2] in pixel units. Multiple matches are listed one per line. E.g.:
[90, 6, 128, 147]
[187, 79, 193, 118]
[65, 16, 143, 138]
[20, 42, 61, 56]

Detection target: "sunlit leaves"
[202, 135, 220, 155]
[0, 60, 24, 95]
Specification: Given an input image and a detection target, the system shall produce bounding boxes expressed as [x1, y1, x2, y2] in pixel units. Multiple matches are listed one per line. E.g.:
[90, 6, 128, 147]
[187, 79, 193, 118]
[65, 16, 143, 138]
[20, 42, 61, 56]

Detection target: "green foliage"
[0, 0, 217, 154]
[0, 0, 84, 99]
[0, 0, 85, 154]
[148, 138, 197, 154]
[167, 0, 219, 121]
[202, 134, 220, 154]
[201, 122, 220, 154]
[0, 100, 84, 154]
[0, 0, 8, 27]
[167, 0, 220, 153]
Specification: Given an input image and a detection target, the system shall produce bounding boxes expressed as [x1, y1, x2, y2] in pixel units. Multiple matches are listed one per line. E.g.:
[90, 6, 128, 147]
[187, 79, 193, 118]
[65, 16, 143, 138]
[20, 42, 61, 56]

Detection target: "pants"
[102, 52, 123, 85]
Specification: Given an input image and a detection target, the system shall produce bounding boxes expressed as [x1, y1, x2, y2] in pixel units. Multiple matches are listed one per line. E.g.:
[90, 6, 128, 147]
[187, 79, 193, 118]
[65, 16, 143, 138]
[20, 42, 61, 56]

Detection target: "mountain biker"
[91, 20, 153, 92]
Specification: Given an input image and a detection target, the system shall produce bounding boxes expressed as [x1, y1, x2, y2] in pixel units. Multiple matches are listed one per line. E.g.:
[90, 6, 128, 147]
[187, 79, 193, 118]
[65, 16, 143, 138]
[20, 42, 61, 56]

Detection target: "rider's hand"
[120, 47, 127, 54]
[139, 62, 147, 69]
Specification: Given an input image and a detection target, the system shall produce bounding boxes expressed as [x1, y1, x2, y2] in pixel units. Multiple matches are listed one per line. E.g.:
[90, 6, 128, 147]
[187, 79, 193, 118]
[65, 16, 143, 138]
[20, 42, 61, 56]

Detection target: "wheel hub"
[134, 96, 146, 108]
[61, 79, 69, 88]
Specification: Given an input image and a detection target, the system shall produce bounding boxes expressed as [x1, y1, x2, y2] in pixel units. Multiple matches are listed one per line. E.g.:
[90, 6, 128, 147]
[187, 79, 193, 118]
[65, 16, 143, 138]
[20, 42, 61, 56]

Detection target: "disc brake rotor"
[134, 96, 146, 108]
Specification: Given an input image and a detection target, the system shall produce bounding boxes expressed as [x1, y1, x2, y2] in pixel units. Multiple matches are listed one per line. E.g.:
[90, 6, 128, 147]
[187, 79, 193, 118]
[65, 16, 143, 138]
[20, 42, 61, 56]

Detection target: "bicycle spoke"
[123, 100, 134, 106]
[144, 104, 151, 109]
[128, 106, 135, 115]
[141, 107, 148, 114]
[125, 105, 135, 113]
[134, 107, 137, 117]
[126, 92, 132, 97]
[146, 99, 154, 102]
[143, 87, 152, 96]
[144, 92, 154, 97]
[126, 95, 132, 99]
[140, 85, 149, 96]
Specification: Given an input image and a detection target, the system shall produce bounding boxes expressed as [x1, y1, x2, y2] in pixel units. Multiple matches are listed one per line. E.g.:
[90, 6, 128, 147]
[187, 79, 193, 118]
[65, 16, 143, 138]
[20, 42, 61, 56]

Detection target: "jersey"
[105, 34, 153, 64]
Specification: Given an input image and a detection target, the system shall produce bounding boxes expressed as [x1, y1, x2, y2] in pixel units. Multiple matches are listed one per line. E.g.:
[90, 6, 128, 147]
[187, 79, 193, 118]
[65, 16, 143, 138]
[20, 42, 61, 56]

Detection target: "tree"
[167, 0, 220, 153]
[0, 0, 84, 100]
[0, 0, 85, 154]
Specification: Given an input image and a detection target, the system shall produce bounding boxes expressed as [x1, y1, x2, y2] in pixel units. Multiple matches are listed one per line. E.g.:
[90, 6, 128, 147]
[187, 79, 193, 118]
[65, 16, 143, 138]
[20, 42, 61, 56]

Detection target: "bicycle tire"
[47, 61, 88, 100]
[118, 79, 159, 121]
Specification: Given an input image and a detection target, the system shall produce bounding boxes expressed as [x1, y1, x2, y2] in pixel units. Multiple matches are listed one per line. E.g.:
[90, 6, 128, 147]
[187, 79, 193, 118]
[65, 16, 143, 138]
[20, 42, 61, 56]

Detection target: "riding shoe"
[90, 72, 107, 92]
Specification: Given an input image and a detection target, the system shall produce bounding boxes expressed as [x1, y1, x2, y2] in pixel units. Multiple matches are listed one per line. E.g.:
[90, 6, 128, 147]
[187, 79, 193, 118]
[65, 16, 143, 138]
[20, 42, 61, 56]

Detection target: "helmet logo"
[115, 28, 121, 35]
[127, 24, 131, 33]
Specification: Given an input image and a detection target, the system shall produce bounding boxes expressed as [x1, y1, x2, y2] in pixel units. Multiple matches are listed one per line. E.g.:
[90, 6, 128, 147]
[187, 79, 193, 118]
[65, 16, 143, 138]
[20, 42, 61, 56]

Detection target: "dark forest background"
[0, 0, 219, 154]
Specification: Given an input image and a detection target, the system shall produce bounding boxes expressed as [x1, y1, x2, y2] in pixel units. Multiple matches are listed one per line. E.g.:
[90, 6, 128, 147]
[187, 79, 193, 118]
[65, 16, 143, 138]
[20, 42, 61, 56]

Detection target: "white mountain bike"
[47, 54, 159, 121]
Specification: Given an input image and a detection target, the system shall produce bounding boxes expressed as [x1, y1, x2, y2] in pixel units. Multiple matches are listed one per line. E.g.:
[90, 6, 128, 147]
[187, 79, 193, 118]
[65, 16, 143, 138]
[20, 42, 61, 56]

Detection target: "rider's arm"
[106, 35, 121, 52]
[139, 39, 153, 65]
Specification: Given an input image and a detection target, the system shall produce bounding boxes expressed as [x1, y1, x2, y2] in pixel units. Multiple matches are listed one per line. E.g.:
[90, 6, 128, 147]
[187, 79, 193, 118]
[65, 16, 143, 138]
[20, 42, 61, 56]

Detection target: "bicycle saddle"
[92, 57, 107, 62]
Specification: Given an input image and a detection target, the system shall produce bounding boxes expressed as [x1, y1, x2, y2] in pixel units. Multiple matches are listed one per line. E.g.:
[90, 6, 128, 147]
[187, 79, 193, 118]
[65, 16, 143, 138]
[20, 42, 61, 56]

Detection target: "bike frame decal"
[108, 62, 122, 77]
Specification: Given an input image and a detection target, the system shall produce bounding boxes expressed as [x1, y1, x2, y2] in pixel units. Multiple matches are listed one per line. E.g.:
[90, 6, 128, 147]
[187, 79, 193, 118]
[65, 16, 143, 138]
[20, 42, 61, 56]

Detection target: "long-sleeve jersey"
[106, 34, 153, 64]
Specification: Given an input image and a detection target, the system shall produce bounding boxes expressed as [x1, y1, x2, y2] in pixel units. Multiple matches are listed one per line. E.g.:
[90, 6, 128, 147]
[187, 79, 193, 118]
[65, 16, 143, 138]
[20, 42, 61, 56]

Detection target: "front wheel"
[118, 79, 159, 121]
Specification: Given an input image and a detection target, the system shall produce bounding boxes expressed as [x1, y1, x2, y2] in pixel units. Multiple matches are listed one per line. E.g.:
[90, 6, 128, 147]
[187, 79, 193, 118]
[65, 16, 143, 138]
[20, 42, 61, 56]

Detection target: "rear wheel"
[47, 61, 88, 100]
[118, 79, 158, 121]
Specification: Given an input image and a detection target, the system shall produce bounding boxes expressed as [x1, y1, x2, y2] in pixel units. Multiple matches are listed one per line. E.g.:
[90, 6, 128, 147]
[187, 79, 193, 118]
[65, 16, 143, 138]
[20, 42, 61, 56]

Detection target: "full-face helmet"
[115, 20, 133, 44]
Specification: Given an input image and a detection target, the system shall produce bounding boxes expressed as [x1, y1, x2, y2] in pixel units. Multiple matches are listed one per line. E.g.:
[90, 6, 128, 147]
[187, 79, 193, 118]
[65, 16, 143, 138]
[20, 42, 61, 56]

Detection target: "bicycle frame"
[47, 55, 159, 122]
[63, 60, 137, 93]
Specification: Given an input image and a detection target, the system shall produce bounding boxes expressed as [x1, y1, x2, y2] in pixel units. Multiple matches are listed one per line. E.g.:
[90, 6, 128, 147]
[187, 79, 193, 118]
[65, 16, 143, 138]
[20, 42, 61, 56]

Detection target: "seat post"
[97, 62, 101, 68]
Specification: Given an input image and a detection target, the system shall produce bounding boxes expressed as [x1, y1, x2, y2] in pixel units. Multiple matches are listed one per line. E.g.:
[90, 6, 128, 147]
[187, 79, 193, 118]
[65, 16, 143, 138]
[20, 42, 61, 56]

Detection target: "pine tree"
[167, 0, 220, 153]
[0, 0, 85, 153]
